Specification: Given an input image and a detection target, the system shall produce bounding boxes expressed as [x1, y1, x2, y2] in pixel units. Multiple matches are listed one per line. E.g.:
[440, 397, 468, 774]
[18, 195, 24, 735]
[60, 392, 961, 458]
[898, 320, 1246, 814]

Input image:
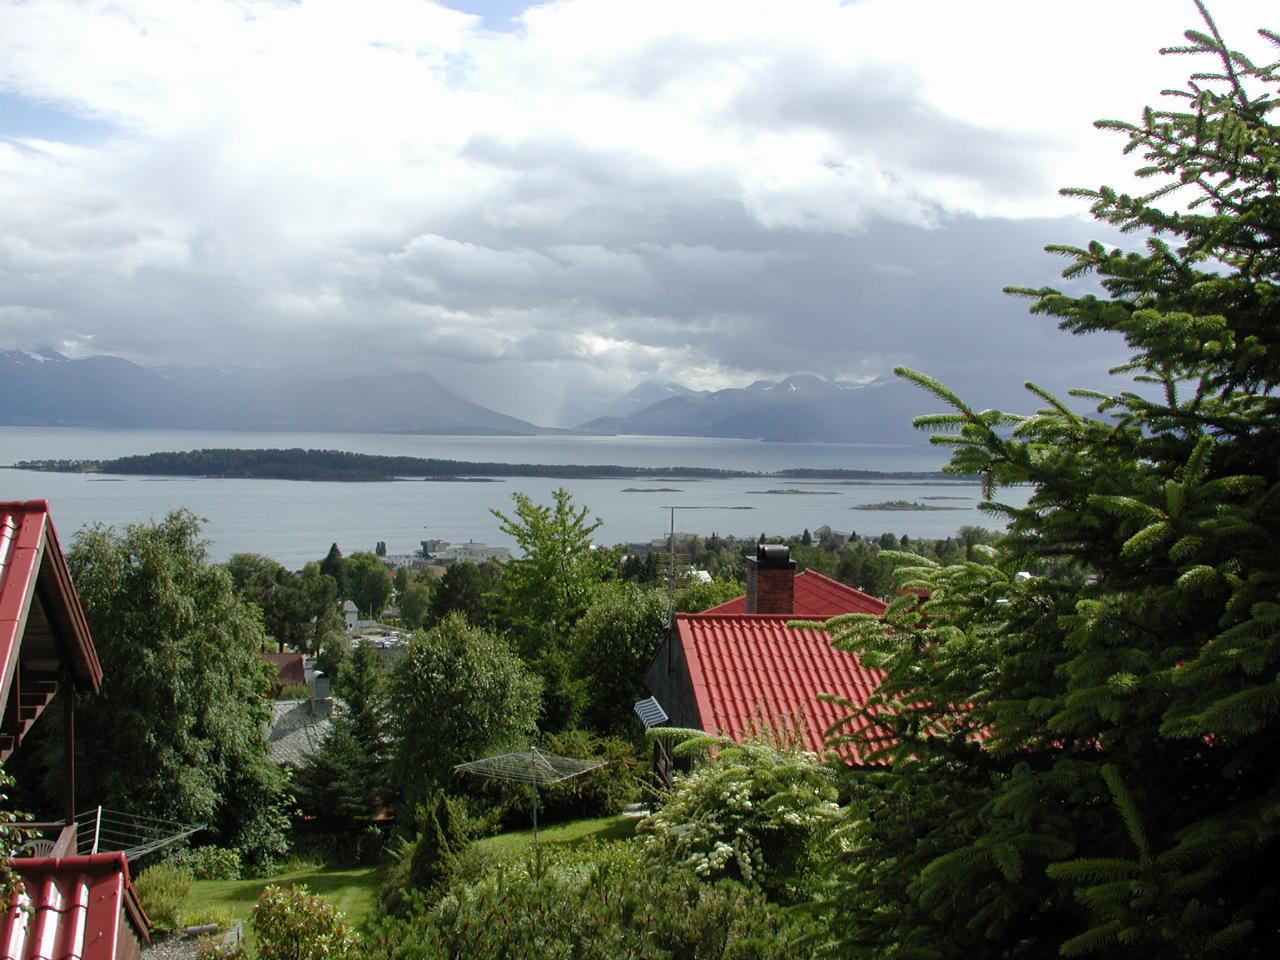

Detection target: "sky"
[0, 0, 1274, 426]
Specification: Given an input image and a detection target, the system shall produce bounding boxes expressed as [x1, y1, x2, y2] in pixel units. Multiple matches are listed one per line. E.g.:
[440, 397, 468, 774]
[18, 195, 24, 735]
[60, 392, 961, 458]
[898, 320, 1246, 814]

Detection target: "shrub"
[251, 884, 362, 960]
[380, 792, 470, 914]
[276, 682, 311, 700]
[189, 845, 242, 880]
[638, 735, 840, 902]
[539, 731, 642, 820]
[363, 842, 817, 960]
[133, 862, 192, 932]
[464, 731, 643, 829]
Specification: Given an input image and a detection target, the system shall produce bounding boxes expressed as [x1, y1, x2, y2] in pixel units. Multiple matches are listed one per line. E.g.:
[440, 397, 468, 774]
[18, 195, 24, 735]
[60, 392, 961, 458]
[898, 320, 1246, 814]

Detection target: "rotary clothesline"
[455, 747, 606, 842]
[74, 807, 204, 861]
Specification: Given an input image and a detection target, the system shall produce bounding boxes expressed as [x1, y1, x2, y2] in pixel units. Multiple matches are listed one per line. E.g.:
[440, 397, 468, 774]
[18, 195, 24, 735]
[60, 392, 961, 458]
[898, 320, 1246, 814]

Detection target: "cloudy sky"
[0, 0, 1273, 425]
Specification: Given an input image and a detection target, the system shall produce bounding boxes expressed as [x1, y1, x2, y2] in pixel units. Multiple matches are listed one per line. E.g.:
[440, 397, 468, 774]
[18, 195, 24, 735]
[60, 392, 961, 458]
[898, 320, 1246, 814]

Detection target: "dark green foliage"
[364, 842, 818, 960]
[0, 768, 27, 909]
[397, 579, 431, 630]
[343, 551, 392, 618]
[225, 553, 312, 652]
[313, 629, 350, 684]
[538, 731, 642, 821]
[319, 543, 345, 597]
[188, 845, 242, 881]
[226, 554, 344, 654]
[406, 792, 468, 891]
[471, 731, 642, 827]
[296, 643, 390, 835]
[387, 613, 541, 810]
[571, 583, 669, 734]
[815, 11, 1280, 958]
[27, 447, 825, 482]
[378, 790, 471, 915]
[298, 562, 344, 651]
[426, 561, 498, 628]
[834, 539, 895, 597]
[33, 512, 290, 869]
[673, 577, 745, 612]
[619, 550, 660, 582]
[294, 724, 383, 835]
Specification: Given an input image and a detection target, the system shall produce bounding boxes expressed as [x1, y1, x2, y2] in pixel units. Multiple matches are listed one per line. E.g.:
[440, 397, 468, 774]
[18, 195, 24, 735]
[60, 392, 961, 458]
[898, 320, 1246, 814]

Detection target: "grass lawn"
[187, 860, 388, 929]
[183, 816, 634, 938]
[474, 814, 637, 856]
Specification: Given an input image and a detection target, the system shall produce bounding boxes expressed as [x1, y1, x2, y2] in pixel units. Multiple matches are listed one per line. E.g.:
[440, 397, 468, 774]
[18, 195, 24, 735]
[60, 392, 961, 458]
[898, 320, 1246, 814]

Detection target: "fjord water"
[0, 427, 1013, 568]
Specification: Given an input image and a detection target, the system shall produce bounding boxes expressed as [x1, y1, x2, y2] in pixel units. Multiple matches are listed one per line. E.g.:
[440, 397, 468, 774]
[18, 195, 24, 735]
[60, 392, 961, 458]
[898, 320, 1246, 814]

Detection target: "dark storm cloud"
[2, 0, 1239, 425]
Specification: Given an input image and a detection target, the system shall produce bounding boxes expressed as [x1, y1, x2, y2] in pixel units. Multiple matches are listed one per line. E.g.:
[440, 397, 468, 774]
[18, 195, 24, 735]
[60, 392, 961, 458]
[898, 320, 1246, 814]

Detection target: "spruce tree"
[816, 6, 1280, 958]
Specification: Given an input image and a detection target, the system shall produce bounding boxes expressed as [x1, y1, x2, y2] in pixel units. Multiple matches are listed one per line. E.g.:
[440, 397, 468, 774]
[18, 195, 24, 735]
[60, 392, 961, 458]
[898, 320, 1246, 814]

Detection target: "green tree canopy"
[226, 553, 314, 651]
[672, 577, 746, 613]
[398, 579, 432, 631]
[571, 583, 669, 735]
[427, 561, 499, 628]
[492, 488, 613, 658]
[818, 9, 1280, 958]
[296, 642, 389, 835]
[387, 613, 541, 811]
[344, 551, 393, 619]
[492, 489, 616, 729]
[32, 512, 289, 867]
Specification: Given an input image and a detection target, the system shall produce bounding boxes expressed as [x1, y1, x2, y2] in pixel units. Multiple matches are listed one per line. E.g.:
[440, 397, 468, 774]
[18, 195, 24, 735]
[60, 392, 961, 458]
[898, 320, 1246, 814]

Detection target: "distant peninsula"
[10, 448, 961, 483]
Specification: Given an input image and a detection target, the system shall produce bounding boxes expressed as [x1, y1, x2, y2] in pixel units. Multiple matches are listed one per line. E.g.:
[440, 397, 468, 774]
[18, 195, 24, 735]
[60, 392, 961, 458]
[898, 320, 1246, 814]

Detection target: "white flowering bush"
[638, 734, 841, 902]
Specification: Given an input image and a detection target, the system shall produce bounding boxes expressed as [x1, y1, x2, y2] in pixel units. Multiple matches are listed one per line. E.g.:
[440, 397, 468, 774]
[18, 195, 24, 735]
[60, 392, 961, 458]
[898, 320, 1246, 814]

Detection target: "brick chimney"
[746, 544, 796, 614]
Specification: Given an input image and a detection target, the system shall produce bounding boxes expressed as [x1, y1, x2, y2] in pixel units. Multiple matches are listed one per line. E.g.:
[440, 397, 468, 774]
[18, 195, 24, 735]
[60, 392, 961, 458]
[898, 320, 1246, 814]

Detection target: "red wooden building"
[0, 501, 149, 959]
[642, 545, 888, 775]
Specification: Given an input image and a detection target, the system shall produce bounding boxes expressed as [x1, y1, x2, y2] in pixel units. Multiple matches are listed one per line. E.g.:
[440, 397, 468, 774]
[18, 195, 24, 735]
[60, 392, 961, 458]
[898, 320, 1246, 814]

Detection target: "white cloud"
[0, 0, 1273, 422]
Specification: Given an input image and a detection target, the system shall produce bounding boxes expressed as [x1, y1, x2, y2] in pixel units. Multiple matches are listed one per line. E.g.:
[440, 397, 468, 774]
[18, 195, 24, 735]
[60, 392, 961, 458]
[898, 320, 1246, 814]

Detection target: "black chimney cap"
[755, 544, 791, 567]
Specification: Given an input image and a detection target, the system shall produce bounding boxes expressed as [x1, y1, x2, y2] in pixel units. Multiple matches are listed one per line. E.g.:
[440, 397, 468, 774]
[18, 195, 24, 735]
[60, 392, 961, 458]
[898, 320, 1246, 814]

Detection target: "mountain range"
[0, 349, 930, 443]
[578, 374, 934, 443]
[0, 349, 541, 435]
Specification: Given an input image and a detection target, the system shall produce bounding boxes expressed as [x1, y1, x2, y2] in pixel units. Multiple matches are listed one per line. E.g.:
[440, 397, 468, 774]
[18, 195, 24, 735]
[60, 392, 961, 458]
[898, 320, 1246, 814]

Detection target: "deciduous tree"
[492, 489, 616, 729]
[387, 613, 541, 810]
[344, 551, 392, 619]
[571, 583, 669, 735]
[30, 512, 290, 868]
[427, 561, 499, 628]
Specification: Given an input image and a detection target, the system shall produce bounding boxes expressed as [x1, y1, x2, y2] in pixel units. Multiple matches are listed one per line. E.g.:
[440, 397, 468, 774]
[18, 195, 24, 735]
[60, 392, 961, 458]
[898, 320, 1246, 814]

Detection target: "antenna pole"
[668, 507, 676, 624]
[530, 781, 539, 844]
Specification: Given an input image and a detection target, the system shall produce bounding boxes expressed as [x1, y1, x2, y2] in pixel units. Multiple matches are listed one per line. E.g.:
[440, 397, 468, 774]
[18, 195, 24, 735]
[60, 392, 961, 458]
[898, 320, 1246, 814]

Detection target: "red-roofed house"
[642, 545, 887, 775]
[700, 567, 886, 619]
[0, 501, 150, 958]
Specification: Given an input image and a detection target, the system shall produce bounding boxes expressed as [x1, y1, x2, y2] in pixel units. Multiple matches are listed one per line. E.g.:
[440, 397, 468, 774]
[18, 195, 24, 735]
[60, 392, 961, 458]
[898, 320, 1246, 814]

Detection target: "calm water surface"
[0, 427, 1021, 568]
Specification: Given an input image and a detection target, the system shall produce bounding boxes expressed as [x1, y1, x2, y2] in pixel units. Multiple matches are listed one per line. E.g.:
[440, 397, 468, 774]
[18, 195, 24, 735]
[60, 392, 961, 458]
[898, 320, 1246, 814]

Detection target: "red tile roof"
[675, 612, 886, 763]
[700, 569, 886, 618]
[262, 652, 305, 686]
[0, 501, 102, 700]
[1, 852, 150, 959]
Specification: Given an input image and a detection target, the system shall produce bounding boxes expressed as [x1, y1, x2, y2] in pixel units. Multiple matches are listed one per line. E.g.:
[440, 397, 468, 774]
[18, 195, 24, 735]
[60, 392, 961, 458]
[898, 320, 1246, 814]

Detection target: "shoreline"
[11, 447, 970, 484]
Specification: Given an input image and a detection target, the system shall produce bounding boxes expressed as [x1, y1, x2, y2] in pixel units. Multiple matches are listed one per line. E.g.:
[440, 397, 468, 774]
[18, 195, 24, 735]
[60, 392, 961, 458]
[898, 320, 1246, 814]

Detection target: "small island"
[853, 500, 965, 511]
[747, 489, 841, 496]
